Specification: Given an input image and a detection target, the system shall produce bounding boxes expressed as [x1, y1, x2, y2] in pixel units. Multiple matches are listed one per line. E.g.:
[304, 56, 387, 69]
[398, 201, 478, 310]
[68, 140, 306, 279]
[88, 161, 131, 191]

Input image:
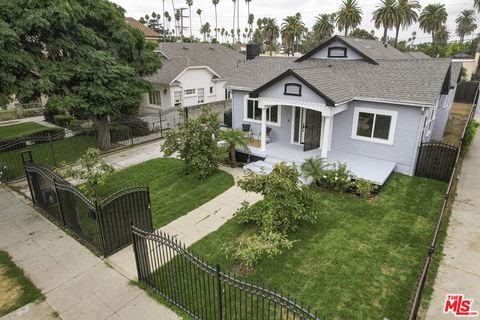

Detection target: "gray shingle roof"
[336, 36, 408, 60]
[147, 43, 246, 84]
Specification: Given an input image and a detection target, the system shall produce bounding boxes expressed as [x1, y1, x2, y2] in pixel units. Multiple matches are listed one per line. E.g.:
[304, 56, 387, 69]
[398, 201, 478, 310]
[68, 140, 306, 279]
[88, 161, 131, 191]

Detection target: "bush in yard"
[462, 119, 479, 154]
[161, 106, 227, 179]
[43, 97, 67, 123]
[321, 162, 354, 192]
[224, 163, 318, 267]
[219, 129, 250, 167]
[53, 115, 75, 127]
[301, 156, 330, 186]
[56, 148, 114, 199]
[355, 179, 376, 199]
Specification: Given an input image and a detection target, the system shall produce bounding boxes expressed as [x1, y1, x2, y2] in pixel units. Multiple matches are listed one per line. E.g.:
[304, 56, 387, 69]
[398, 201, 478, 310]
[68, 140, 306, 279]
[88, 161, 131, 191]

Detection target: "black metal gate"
[415, 141, 459, 182]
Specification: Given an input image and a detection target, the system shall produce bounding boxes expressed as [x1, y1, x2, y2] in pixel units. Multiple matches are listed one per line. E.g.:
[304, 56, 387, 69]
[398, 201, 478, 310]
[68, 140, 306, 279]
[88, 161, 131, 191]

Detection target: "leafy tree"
[313, 14, 335, 41]
[349, 28, 378, 39]
[394, 0, 421, 47]
[419, 3, 448, 56]
[219, 129, 249, 167]
[0, 0, 161, 150]
[336, 0, 363, 36]
[301, 157, 330, 186]
[224, 163, 319, 267]
[161, 106, 226, 179]
[456, 10, 477, 43]
[372, 0, 398, 42]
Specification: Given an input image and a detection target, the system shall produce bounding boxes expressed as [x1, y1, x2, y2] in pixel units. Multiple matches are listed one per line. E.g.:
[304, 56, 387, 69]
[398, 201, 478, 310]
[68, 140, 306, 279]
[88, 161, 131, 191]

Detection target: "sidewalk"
[0, 187, 179, 320]
[426, 116, 480, 319]
[108, 165, 262, 280]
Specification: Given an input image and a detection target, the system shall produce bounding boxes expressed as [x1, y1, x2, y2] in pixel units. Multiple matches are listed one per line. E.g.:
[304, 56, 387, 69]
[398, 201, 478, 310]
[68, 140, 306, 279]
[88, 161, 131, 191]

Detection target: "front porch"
[243, 142, 396, 185]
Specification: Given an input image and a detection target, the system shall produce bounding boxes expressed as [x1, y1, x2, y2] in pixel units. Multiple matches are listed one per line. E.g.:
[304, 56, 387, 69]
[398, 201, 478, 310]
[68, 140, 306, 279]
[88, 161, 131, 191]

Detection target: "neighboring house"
[227, 35, 462, 185]
[125, 17, 161, 43]
[452, 48, 480, 80]
[141, 43, 245, 112]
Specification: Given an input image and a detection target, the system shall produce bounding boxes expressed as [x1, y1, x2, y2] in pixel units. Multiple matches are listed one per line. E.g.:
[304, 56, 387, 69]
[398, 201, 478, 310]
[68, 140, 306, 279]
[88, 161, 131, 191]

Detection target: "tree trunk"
[93, 115, 111, 151]
[215, 5, 218, 40]
[431, 31, 436, 57]
[394, 24, 400, 47]
[383, 27, 388, 42]
[229, 145, 236, 167]
[344, 27, 348, 37]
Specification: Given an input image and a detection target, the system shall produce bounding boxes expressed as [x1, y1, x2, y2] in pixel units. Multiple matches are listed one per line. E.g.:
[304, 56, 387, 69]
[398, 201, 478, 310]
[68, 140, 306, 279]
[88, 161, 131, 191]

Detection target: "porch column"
[321, 116, 332, 158]
[260, 105, 267, 151]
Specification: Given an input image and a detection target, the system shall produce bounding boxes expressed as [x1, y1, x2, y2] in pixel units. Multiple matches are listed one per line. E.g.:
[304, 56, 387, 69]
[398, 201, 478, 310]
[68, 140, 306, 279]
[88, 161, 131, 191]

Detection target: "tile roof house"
[227, 35, 462, 185]
[125, 17, 161, 42]
[141, 43, 245, 112]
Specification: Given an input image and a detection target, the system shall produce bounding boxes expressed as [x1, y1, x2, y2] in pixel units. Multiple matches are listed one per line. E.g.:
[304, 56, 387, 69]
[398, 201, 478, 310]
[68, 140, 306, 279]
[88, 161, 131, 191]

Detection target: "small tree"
[300, 156, 330, 186]
[161, 106, 226, 179]
[57, 148, 114, 199]
[219, 129, 250, 167]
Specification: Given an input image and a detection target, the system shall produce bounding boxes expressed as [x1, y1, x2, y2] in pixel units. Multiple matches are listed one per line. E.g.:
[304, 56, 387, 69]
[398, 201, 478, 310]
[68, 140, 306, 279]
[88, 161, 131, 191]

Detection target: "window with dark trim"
[284, 83, 302, 96]
[327, 47, 348, 58]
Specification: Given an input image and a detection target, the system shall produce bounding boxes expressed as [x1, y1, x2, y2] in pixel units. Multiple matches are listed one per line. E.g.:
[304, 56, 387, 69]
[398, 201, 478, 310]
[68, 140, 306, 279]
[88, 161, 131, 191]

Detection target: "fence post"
[95, 200, 107, 257]
[53, 178, 67, 226]
[48, 133, 57, 167]
[21, 151, 35, 205]
[130, 221, 143, 282]
[128, 123, 134, 147]
[159, 110, 163, 139]
[216, 264, 223, 320]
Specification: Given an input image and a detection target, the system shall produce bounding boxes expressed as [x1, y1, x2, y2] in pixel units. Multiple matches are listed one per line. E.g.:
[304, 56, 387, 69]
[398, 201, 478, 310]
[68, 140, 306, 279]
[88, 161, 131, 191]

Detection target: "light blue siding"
[258, 76, 327, 105]
[331, 101, 424, 175]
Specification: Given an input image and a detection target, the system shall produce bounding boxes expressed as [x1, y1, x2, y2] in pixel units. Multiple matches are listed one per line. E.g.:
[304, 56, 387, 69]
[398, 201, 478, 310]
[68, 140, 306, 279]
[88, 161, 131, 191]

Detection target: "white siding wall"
[175, 68, 226, 107]
[310, 40, 363, 60]
[258, 76, 327, 104]
[432, 89, 456, 140]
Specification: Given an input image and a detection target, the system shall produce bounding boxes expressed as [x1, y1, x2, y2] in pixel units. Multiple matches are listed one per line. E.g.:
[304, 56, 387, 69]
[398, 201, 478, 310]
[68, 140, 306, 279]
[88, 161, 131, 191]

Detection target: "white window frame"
[173, 90, 182, 107]
[351, 107, 397, 145]
[209, 86, 215, 96]
[184, 89, 196, 96]
[197, 88, 205, 103]
[243, 96, 281, 127]
[149, 90, 162, 105]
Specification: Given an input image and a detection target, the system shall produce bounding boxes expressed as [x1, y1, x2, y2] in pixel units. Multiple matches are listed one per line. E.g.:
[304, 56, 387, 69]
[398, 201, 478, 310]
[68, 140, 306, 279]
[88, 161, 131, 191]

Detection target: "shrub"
[300, 156, 330, 186]
[53, 114, 75, 127]
[128, 119, 151, 137]
[224, 163, 319, 267]
[43, 99, 66, 123]
[321, 162, 354, 192]
[355, 179, 376, 199]
[462, 119, 479, 154]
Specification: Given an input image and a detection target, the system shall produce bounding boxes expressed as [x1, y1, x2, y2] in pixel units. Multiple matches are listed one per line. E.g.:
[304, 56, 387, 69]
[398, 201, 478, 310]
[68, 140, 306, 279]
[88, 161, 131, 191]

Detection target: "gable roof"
[125, 17, 160, 39]
[147, 43, 245, 84]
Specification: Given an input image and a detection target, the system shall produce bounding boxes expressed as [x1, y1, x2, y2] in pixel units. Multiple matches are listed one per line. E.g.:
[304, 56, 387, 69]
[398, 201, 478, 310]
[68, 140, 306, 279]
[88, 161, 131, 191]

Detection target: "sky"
[111, 0, 476, 43]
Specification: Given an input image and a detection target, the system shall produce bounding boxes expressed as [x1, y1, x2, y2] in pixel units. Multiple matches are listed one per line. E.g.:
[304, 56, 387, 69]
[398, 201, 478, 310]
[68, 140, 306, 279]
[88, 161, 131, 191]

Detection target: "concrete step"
[243, 160, 274, 175]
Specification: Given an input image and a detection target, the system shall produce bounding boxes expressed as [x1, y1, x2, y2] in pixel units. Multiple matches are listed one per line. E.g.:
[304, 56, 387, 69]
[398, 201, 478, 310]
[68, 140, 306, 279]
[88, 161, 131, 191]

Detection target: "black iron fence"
[22, 152, 153, 256]
[131, 225, 321, 320]
[415, 142, 458, 182]
[408, 88, 478, 319]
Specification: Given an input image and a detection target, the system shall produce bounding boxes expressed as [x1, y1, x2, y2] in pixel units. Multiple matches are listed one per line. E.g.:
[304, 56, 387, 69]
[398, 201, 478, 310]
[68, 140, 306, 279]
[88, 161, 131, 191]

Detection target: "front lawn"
[97, 158, 235, 228]
[0, 122, 50, 140]
[0, 251, 44, 316]
[189, 174, 446, 320]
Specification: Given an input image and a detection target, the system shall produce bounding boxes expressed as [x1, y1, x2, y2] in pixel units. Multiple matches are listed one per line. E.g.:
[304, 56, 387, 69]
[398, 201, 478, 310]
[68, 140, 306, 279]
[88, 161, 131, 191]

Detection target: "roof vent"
[182, 46, 188, 50]
[384, 43, 388, 48]
[209, 47, 215, 50]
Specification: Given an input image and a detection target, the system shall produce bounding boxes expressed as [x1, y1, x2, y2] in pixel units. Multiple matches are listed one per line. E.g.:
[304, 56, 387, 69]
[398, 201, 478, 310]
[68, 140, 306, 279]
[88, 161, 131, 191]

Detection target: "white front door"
[292, 106, 306, 144]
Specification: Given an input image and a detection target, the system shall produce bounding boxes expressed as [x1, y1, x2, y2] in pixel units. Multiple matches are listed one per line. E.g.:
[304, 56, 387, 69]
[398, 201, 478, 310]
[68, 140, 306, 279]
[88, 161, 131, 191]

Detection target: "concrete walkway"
[426, 116, 480, 319]
[0, 116, 57, 128]
[108, 165, 262, 280]
[0, 187, 179, 320]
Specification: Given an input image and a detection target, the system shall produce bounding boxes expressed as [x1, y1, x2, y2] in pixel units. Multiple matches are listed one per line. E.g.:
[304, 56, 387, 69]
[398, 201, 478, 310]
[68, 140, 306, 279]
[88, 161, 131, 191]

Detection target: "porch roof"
[246, 142, 396, 185]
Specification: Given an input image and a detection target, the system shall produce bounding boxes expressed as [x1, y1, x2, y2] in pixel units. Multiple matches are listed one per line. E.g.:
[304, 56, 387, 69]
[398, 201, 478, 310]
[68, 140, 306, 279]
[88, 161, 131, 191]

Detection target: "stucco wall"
[331, 101, 424, 175]
[310, 40, 363, 60]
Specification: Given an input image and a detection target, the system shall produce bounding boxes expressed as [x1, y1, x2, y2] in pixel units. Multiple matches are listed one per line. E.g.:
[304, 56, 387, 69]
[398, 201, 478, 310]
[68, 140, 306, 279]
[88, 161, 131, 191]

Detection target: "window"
[284, 83, 302, 96]
[245, 98, 280, 125]
[198, 88, 205, 103]
[327, 47, 348, 58]
[173, 91, 182, 107]
[209, 86, 214, 95]
[225, 89, 231, 100]
[184, 89, 196, 96]
[149, 90, 162, 105]
[351, 107, 397, 144]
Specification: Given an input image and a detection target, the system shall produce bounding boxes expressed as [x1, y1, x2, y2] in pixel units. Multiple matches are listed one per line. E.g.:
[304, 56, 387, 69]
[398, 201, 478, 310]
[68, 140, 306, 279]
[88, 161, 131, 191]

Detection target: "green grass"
[0, 122, 50, 140]
[97, 158, 235, 228]
[187, 173, 447, 320]
[0, 135, 97, 180]
[0, 251, 44, 316]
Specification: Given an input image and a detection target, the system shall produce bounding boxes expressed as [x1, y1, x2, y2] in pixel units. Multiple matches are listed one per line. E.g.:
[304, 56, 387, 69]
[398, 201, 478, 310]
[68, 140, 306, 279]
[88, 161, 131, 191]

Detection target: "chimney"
[246, 43, 261, 60]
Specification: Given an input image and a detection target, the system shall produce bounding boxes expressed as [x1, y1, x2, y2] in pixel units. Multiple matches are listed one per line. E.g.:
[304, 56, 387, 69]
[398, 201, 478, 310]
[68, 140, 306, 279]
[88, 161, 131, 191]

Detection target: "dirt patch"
[0, 266, 22, 312]
[443, 102, 472, 145]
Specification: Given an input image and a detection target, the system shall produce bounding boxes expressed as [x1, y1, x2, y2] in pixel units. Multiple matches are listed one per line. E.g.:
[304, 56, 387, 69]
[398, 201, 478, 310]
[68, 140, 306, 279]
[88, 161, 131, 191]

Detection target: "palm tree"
[197, 8, 203, 32]
[419, 3, 447, 56]
[372, 0, 398, 42]
[212, 0, 220, 41]
[232, 0, 237, 43]
[164, 11, 171, 31]
[336, 0, 363, 36]
[301, 157, 330, 187]
[281, 13, 306, 55]
[475, 0, 480, 13]
[262, 18, 279, 56]
[394, 0, 421, 47]
[186, 0, 193, 38]
[175, 9, 181, 39]
[246, 0, 252, 39]
[201, 22, 211, 42]
[313, 13, 335, 41]
[456, 9, 477, 43]
[162, 0, 166, 39]
[248, 13, 255, 41]
[219, 129, 249, 167]
[435, 24, 450, 45]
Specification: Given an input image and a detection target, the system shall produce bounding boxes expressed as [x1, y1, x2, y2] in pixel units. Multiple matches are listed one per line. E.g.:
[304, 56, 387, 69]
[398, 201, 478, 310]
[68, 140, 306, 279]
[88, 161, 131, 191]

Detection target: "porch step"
[243, 160, 275, 175]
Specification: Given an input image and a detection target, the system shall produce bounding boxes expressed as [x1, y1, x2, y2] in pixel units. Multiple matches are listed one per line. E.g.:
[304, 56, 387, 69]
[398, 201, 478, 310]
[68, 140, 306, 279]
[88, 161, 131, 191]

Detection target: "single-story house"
[226, 35, 462, 185]
[141, 43, 246, 112]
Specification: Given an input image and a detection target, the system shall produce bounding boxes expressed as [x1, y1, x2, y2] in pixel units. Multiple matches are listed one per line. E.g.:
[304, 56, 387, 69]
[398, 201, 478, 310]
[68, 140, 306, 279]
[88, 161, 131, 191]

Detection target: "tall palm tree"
[336, 0, 363, 36]
[246, 0, 252, 39]
[162, 0, 166, 39]
[419, 3, 447, 56]
[435, 24, 450, 45]
[475, 0, 480, 13]
[200, 22, 211, 42]
[394, 0, 420, 47]
[313, 14, 335, 41]
[262, 18, 279, 56]
[237, 0, 240, 42]
[197, 8, 203, 32]
[372, 0, 398, 42]
[232, 0, 236, 43]
[175, 9, 181, 39]
[212, 0, 220, 40]
[456, 9, 477, 42]
[186, 0, 193, 38]
[248, 13, 255, 41]
[221, 27, 225, 43]
[281, 13, 306, 55]
[164, 11, 171, 31]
